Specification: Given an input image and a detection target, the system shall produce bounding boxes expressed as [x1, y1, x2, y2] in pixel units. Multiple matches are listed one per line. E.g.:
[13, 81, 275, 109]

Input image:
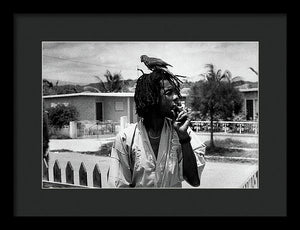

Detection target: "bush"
[46, 104, 79, 129]
[233, 112, 247, 121]
[43, 111, 49, 159]
[49, 133, 71, 139]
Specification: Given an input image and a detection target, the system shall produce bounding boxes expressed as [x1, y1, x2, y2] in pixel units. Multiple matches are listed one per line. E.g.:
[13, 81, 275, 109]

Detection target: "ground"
[47, 137, 258, 188]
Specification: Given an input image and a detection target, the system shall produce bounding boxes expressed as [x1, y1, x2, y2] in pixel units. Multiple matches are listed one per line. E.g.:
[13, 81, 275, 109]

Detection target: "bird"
[140, 55, 173, 71]
[140, 55, 187, 79]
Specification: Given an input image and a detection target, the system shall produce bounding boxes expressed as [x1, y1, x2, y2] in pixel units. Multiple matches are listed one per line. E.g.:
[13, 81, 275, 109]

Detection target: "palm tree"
[83, 86, 101, 93]
[195, 64, 243, 149]
[99, 70, 124, 92]
[83, 70, 124, 93]
[43, 79, 54, 95]
[201, 64, 233, 83]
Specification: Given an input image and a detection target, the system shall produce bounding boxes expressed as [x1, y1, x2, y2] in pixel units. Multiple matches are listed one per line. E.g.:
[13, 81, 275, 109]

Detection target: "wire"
[43, 54, 137, 71]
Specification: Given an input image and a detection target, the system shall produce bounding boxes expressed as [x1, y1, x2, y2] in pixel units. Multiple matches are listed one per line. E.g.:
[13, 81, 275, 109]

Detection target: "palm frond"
[93, 75, 102, 82]
[223, 70, 232, 79]
[232, 76, 244, 82]
[219, 70, 232, 82]
[249, 67, 258, 76]
[83, 86, 101, 93]
[216, 69, 222, 80]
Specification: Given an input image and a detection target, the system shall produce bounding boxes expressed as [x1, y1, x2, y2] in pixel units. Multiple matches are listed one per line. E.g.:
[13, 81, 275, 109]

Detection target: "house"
[239, 88, 259, 121]
[43, 92, 188, 124]
[43, 87, 258, 123]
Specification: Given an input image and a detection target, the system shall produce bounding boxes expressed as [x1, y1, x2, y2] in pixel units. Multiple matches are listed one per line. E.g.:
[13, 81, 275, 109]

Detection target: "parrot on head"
[140, 54, 187, 79]
[140, 55, 173, 71]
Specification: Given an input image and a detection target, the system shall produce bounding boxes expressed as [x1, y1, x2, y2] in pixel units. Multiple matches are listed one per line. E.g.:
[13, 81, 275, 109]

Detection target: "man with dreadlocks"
[107, 69, 206, 188]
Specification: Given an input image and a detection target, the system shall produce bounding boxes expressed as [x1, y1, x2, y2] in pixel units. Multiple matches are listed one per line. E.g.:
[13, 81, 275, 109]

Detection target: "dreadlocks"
[134, 69, 183, 120]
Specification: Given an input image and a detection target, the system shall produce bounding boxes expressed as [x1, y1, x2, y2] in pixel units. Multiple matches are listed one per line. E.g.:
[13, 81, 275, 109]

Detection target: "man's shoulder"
[117, 123, 138, 140]
[123, 123, 138, 133]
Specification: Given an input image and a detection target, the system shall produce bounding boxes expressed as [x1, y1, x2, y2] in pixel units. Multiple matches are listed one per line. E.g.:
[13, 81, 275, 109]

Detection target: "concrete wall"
[102, 97, 126, 122]
[131, 97, 137, 123]
[43, 96, 96, 121]
[43, 95, 138, 123]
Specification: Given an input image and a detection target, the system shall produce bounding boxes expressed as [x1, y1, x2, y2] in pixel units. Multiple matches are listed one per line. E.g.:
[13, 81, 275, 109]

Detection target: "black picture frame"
[13, 13, 287, 217]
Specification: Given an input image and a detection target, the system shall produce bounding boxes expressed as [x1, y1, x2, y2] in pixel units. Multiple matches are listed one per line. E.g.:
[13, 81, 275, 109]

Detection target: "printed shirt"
[107, 118, 206, 188]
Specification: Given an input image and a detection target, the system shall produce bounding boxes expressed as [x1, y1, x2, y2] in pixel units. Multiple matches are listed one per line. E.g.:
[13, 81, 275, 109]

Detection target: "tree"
[43, 80, 84, 95]
[54, 84, 82, 94]
[46, 104, 79, 129]
[43, 102, 50, 162]
[188, 64, 243, 149]
[43, 79, 55, 95]
[83, 86, 101, 93]
[89, 70, 125, 93]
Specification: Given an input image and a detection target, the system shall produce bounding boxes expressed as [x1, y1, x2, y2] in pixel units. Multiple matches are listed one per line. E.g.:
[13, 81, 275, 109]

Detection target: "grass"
[49, 134, 71, 139]
[204, 138, 258, 159]
[49, 137, 259, 159]
[50, 142, 113, 157]
[206, 138, 258, 149]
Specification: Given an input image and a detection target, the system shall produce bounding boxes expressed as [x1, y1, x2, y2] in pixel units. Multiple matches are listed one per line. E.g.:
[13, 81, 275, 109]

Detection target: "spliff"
[172, 105, 187, 121]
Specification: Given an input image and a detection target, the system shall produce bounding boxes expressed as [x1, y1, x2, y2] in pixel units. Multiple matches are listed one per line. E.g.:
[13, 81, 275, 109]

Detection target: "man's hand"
[173, 109, 192, 140]
[173, 108, 200, 187]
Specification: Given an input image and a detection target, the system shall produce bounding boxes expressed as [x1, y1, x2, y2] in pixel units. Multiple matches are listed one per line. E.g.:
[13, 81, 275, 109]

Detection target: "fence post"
[69, 121, 77, 139]
[120, 116, 128, 131]
[254, 123, 258, 134]
[43, 158, 49, 181]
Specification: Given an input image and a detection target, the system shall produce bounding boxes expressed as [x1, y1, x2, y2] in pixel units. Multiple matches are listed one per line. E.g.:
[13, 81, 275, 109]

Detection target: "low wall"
[43, 151, 112, 188]
[43, 149, 259, 189]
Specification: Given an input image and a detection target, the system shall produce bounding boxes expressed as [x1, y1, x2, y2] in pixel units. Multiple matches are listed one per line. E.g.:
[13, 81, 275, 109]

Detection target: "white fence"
[43, 151, 112, 188]
[49, 118, 258, 139]
[190, 121, 258, 134]
[42, 152, 259, 189]
[75, 120, 120, 138]
[241, 169, 259, 188]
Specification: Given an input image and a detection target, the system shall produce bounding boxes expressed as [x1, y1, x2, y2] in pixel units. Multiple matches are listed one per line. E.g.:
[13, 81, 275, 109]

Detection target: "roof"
[238, 88, 258, 92]
[43, 91, 188, 99]
[43, 92, 135, 98]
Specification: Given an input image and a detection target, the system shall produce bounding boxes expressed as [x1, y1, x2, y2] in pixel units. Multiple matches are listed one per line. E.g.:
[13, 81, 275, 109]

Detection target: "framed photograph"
[14, 13, 286, 217]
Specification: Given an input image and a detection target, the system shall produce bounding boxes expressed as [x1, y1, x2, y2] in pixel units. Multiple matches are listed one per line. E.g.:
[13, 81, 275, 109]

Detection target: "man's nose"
[173, 93, 179, 100]
[173, 95, 180, 105]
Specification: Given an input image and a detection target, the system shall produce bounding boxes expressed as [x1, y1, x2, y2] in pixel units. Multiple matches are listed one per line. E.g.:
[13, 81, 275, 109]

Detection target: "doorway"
[246, 99, 254, 120]
[96, 102, 103, 121]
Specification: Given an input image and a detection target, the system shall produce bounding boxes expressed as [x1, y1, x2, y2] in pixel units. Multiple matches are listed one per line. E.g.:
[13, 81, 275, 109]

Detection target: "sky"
[42, 42, 259, 85]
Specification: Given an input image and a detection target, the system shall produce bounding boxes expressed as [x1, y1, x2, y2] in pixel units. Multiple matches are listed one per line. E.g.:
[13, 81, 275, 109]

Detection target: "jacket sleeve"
[188, 127, 206, 182]
[107, 131, 133, 188]
[177, 127, 206, 184]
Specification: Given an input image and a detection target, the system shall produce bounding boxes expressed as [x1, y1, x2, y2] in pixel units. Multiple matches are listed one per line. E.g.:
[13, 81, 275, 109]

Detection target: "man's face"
[159, 80, 180, 119]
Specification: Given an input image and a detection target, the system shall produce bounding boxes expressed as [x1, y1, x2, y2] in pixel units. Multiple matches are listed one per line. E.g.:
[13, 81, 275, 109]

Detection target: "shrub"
[233, 112, 247, 121]
[43, 110, 49, 158]
[46, 104, 79, 129]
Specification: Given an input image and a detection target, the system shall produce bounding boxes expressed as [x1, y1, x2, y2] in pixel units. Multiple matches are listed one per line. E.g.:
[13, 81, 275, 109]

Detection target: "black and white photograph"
[42, 41, 259, 189]
[14, 13, 287, 218]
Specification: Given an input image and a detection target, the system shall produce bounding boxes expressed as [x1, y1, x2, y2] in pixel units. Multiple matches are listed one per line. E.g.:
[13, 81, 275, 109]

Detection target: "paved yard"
[48, 138, 258, 188]
[49, 138, 115, 152]
[183, 161, 258, 188]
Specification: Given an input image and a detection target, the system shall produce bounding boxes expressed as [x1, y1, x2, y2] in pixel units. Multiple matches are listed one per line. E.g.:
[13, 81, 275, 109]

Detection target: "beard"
[163, 106, 178, 120]
[165, 111, 176, 120]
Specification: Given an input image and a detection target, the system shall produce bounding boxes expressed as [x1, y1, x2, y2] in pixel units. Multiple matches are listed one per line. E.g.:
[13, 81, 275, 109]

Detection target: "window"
[115, 101, 124, 111]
